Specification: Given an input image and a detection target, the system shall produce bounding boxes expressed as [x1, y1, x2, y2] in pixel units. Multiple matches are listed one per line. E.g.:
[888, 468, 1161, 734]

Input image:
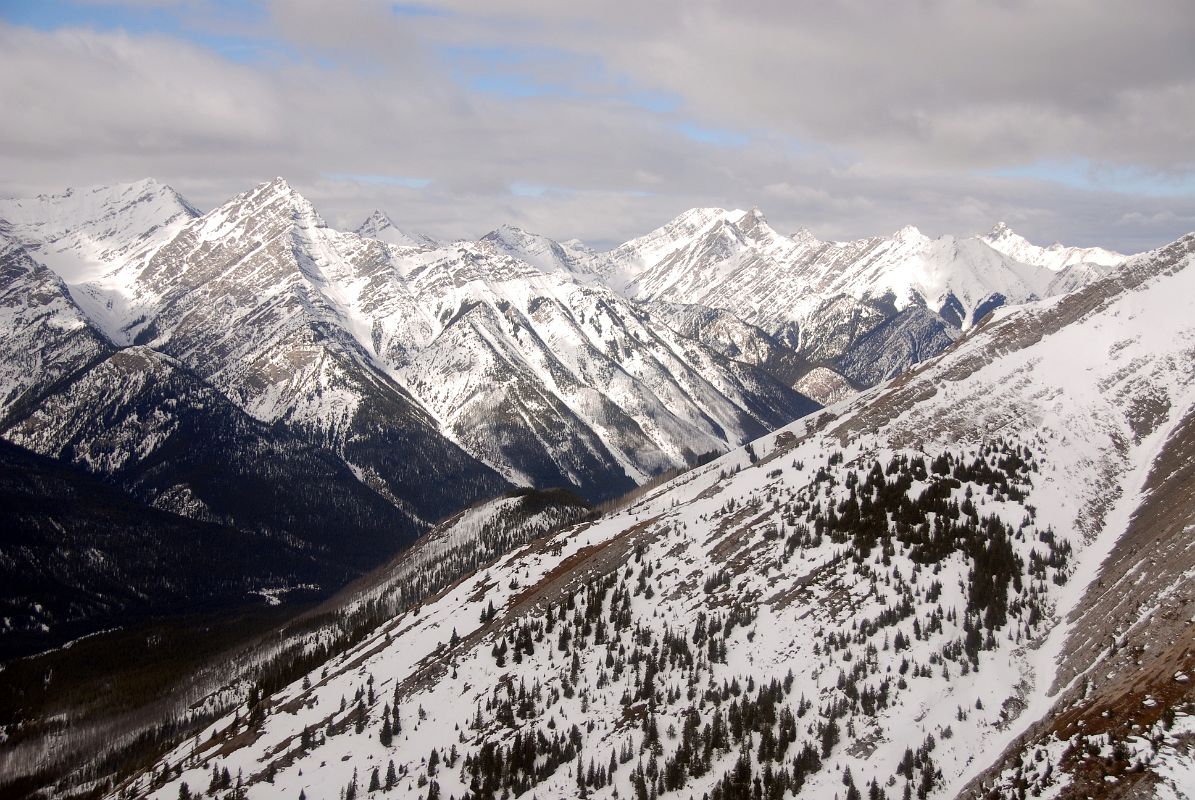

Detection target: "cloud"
[0, 1, 1192, 253]
[439, 0, 1195, 173]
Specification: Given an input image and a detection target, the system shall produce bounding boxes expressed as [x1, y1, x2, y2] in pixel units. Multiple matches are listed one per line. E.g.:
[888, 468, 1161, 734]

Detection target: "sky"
[0, 0, 1193, 252]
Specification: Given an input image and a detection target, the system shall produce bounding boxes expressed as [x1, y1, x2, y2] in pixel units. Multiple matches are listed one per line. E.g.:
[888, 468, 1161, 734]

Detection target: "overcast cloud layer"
[1, 0, 1193, 251]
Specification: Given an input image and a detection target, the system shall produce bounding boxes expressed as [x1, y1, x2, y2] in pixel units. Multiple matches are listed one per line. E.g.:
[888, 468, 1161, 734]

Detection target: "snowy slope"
[0, 178, 198, 285]
[115, 232, 1195, 800]
[0, 179, 200, 342]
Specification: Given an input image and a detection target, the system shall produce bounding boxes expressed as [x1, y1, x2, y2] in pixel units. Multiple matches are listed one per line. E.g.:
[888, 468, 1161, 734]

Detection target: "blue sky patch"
[988, 158, 1195, 197]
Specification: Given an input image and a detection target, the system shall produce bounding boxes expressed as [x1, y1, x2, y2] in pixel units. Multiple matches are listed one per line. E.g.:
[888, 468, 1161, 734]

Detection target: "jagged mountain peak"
[240, 176, 323, 224]
[357, 208, 392, 231]
[667, 206, 753, 236]
[478, 222, 605, 277]
[622, 207, 752, 249]
[891, 223, 928, 243]
[480, 222, 537, 243]
[355, 208, 438, 249]
[789, 225, 821, 246]
[980, 219, 1126, 271]
[732, 206, 780, 237]
[179, 177, 329, 255]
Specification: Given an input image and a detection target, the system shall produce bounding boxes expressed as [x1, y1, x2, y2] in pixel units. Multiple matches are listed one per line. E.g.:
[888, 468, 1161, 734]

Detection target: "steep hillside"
[354, 220, 820, 495]
[0, 439, 321, 661]
[110, 232, 1194, 800]
[118, 178, 509, 520]
[0, 488, 592, 799]
[4, 346, 419, 574]
[0, 235, 112, 422]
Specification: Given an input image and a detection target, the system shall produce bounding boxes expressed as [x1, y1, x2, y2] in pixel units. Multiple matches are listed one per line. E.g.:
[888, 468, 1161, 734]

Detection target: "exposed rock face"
[0, 234, 112, 422]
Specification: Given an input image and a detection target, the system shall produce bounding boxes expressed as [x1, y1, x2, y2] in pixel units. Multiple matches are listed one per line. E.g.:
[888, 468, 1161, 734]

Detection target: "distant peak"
[229, 177, 323, 226]
[355, 212, 438, 248]
[790, 226, 820, 245]
[357, 209, 393, 234]
[125, 177, 160, 191]
[672, 207, 739, 225]
[892, 224, 926, 243]
[482, 223, 531, 242]
[735, 207, 768, 227]
[242, 176, 298, 199]
[986, 221, 1027, 242]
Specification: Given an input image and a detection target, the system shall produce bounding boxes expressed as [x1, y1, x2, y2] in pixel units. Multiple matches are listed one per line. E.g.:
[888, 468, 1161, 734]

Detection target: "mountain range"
[65, 218, 1195, 800]
[5, 176, 1192, 800]
[0, 177, 1132, 661]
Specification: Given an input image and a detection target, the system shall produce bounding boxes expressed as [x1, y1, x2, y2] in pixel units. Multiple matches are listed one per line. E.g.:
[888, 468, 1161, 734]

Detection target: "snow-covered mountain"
[0, 178, 200, 342]
[355, 210, 441, 250]
[107, 230, 1195, 800]
[0, 178, 1139, 524]
[102, 178, 509, 521]
[300, 193, 817, 495]
[6, 176, 1179, 799]
[478, 223, 607, 278]
[615, 209, 1126, 332]
[0, 179, 819, 512]
[0, 178, 198, 285]
[605, 208, 1128, 390]
[981, 221, 1125, 271]
[383, 246, 817, 490]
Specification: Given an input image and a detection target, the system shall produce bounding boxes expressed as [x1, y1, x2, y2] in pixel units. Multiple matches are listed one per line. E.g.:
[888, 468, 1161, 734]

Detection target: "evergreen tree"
[380, 710, 393, 747]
